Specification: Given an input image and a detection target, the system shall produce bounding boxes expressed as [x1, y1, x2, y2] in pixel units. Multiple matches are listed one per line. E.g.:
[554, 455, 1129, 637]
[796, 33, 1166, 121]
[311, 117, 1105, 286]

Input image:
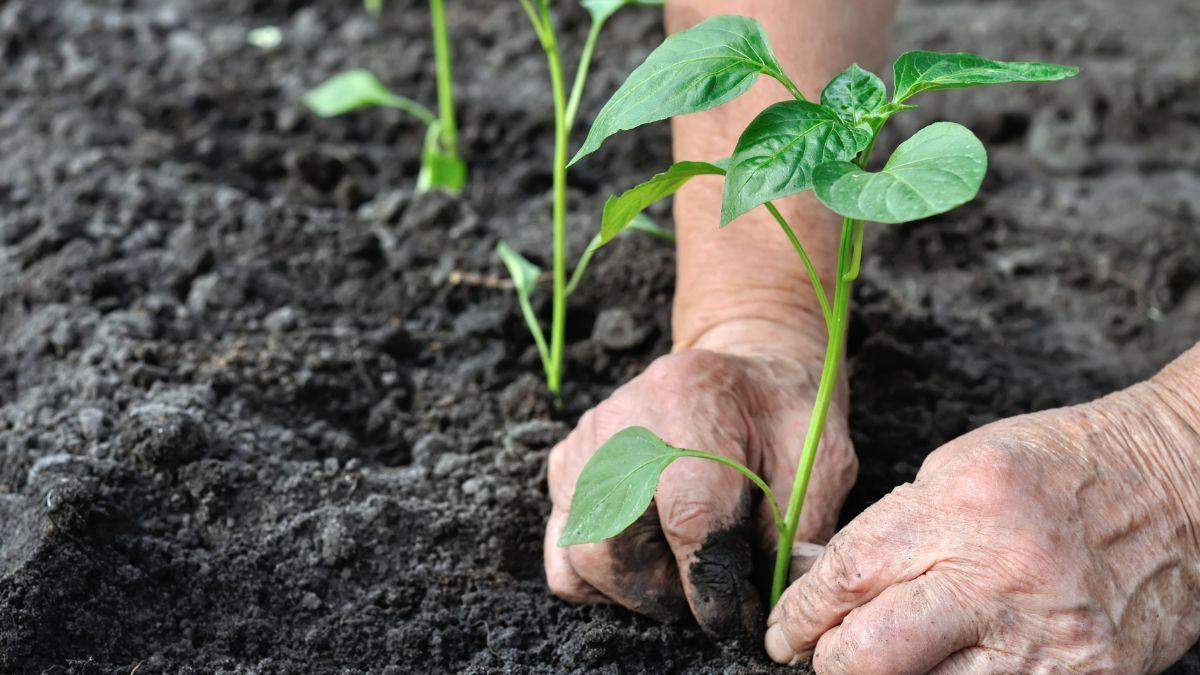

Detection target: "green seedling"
[305, 0, 465, 193]
[497, 0, 672, 399]
[562, 15, 1076, 607]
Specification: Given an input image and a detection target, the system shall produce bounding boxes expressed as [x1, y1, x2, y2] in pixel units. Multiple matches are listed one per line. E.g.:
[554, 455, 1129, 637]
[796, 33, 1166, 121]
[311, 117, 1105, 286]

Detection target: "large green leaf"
[820, 64, 886, 126]
[558, 427, 685, 546]
[581, 0, 663, 24]
[598, 160, 725, 248]
[813, 122, 986, 224]
[721, 101, 869, 224]
[892, 51, 1079, 103]
[570, 15, 790, 164]
[304, 69, 436, 125]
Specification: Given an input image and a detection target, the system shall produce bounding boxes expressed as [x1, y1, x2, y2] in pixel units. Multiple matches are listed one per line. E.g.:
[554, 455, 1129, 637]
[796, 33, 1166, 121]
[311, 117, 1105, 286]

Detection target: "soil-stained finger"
[658, 457, 763, 638]
[565, 507, 690, 622]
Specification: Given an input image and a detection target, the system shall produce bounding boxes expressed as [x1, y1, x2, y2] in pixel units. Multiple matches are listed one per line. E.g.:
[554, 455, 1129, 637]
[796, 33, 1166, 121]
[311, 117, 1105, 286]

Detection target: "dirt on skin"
[1, 0, 1198, 672]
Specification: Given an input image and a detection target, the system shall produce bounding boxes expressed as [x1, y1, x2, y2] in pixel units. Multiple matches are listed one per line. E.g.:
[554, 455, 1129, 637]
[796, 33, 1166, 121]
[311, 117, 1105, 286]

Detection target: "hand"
[765, 382, 1200, 673]
[545, 319, 858, 637]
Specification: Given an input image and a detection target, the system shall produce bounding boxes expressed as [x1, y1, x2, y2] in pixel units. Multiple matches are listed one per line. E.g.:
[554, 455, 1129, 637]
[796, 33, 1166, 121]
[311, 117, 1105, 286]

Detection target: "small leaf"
[497, 242, 550, 372]
[363, 0, 382, 16]
[304, 69, 436, 125]
[496, 242, 541, 297]
[722, 101, 870, 225]
[892, 51, 1078, 103]
[813, 121, 987, 224]
[598, 161, 724, 248]
[571, 15, 789, 164]
[820, 64, 886, 124]
[558, 427, 685, 547]
[580, 0, 662, 25]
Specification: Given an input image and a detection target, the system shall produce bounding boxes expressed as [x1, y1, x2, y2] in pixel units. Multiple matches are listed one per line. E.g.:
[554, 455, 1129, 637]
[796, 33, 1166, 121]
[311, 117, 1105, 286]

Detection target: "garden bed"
[1, 0, 1198, 672]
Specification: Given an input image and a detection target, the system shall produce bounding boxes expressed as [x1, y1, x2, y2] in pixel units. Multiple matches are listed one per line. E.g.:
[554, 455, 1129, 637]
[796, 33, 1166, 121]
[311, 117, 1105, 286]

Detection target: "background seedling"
[496, 0, 671, 400]
[562, 14, 1076, 607]
[305, 0, 465, 193]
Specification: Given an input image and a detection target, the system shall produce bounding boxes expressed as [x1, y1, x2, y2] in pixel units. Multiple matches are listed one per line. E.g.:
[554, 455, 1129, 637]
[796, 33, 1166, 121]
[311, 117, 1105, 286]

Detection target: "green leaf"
[364, 0, 382, 16]
[571, 15, 792, 165]
[597, 161, 724, 248]
[892, 51, 1079, 103]
[496, 242, 550, 372]
[820, 64, 886, 125]
[581, 0, 663, 25]
[721, 101, 870, 225]
[558, 427, 685, 546]
[813, 122, 987, 224]
[304, 69, 436, 126]
[496, 242, 540, 298]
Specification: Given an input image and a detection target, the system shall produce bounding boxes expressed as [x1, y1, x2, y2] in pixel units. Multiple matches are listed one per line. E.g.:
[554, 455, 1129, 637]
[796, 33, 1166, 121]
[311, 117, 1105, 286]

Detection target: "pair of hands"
[545, 326, 1200, 673]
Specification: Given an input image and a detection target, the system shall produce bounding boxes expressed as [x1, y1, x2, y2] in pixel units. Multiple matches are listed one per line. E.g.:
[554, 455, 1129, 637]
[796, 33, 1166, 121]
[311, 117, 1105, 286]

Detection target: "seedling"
[305, 0, 466, 193]
[497, 0, 673, 399]
[561, 15, 1076, 607]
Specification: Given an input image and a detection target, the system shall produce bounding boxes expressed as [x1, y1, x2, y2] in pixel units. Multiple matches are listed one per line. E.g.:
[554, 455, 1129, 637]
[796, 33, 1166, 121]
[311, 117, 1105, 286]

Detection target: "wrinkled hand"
[767, 384, 1200, 673]
[545, 321, 857, 637]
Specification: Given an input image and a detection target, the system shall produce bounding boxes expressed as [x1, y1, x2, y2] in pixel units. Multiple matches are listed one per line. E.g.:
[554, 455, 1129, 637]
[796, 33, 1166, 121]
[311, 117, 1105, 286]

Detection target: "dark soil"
[1, 0, 1198, 672]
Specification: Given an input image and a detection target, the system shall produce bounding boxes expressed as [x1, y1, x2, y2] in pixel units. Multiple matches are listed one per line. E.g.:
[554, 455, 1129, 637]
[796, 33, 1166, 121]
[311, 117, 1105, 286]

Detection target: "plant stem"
[565, 20, 604, 129]
[565, 245, 594, 298]
[429, 0, 457, 156]
[845, 220, 866, 281]
[540, 17, 570, 397]
[678, 449, 785, 533]
[764, 201, 831, 331]
[766, 124, 884, 604]
[770, 68, 807, 102]
[769, 216, 857, 606]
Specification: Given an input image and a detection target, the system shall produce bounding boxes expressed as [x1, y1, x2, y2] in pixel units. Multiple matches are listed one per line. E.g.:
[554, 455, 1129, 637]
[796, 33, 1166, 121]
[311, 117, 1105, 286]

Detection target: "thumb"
[655, 454, 763, 638]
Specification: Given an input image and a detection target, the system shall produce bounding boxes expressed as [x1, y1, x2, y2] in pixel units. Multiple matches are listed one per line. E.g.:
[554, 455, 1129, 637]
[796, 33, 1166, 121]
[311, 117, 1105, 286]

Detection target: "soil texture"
[1, 0, 1198, 672]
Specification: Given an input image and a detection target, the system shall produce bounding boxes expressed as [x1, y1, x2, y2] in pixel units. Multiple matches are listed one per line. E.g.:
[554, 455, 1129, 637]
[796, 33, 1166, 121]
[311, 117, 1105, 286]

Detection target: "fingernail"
[764, 624, 791, 664]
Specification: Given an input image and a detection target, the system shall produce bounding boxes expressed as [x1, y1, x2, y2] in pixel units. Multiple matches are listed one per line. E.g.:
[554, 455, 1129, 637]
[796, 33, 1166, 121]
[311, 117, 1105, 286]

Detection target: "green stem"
[429, 0, 457, 156]
[564, 238, 597, 298]
[845, 221, 866, 281]
[764, 201, 831, 331]
[771, 68, 807, 102]
[767, 127, 883, 605]
[541, 20, 570, 397]
[565, 20, 604, 129]
[770, 216, 857, 606]
[678, 450, 784, 533]
[518, 0, 548, 44]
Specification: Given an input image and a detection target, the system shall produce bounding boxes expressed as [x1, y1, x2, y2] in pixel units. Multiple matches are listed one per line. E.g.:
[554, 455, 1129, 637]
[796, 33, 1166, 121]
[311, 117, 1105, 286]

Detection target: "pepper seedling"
[497, 0, 673, 399]
[305, 0, 466, 193]
[560, 14, 1076, 607]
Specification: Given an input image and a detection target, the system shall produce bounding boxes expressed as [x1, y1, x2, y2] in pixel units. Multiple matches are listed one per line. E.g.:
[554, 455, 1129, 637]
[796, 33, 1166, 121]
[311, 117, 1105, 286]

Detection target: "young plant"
[497, 0, 672, 399]
[560, 15, 1077, 607]
[305, 0, 466, 193]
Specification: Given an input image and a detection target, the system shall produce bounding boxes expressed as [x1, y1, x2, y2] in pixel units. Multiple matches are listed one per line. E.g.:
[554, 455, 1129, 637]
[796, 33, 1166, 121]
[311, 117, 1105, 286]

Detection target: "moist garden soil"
[1, 0, 1198, 672]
